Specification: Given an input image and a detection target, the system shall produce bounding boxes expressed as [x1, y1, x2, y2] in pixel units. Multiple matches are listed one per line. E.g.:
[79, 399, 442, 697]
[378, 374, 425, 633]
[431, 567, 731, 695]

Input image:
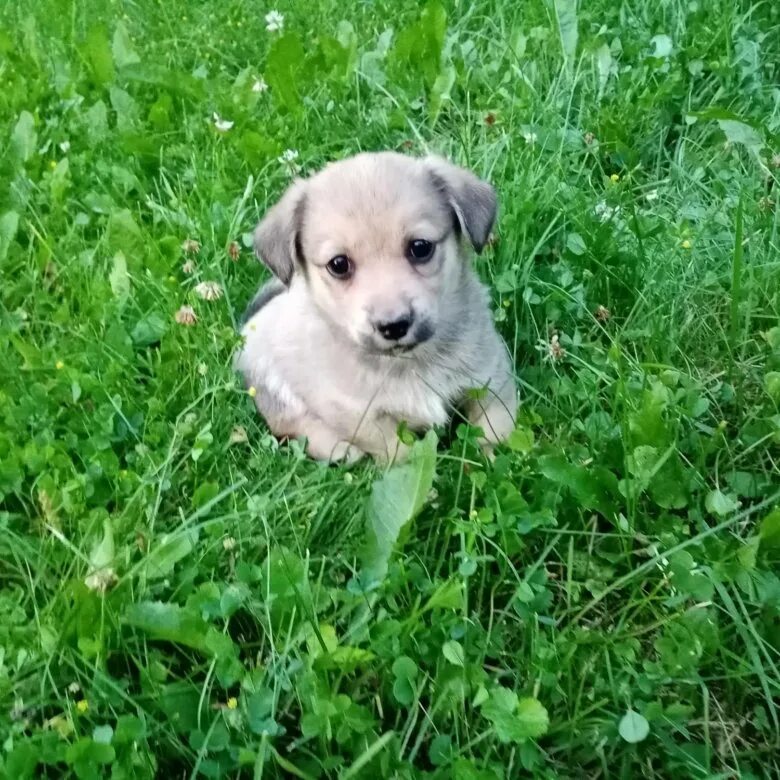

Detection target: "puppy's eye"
[326, 255, 353, 279]
[407, 239, 435, 264]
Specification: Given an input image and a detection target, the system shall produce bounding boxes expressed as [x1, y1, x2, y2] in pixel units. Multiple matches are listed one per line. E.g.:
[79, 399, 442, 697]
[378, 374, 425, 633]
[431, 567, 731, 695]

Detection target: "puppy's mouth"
[361, 322, 435, 357]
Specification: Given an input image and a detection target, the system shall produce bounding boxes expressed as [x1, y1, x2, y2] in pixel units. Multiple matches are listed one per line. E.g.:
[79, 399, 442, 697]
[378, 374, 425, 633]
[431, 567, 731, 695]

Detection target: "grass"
[1, 0, 779, 777]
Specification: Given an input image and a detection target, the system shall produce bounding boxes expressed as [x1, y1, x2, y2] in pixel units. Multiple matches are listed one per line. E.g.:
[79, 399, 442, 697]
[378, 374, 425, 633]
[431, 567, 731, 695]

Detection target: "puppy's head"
[253, 152, 497, 354]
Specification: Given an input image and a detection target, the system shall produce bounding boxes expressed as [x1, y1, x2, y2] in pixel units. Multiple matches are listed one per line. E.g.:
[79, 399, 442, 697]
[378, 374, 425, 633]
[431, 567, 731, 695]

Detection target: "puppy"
[235, 152, 517, 463]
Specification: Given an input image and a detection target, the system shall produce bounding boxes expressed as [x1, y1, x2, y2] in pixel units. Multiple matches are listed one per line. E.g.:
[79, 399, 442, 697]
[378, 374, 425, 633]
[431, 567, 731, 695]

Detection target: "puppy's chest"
[372, 367, 459, 428]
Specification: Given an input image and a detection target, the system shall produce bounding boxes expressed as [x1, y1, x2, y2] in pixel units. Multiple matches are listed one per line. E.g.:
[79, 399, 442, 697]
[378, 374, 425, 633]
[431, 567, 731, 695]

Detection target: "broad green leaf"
[762, 326, 780, 352]
[765, 371, 780, 402]
[114, 715, 144, 744]
[65, 737, 115, 769]
[192, 481, 219, 509]
[481, 687, 549, 743]
[107, 208, 145, 264]
[88, 519, 115, 571]
[442, 640, 465, 666]
[429, 63, 455, 122]
[0, 210, 19, 261]
[131, 311, 167, 347]
[11, 111, 36, 162]
[595, 44, 613, 98]
[112, 21, 140, 68]
[507, 427, 534, 454]
[92, 725, 113, 745]
[108, 251, 130, 306]
[423, 578, 464, 611]
[361, 430, 437, 585]
[84, 24, 115, 85]
[84, 100, 109, 143]
[4, 742, 38, 778]
[649, 34, 673, 58]
[429, 734, 453, 767]
[259, 547, 312, 634]
[718, 119, 763, 151]
[247, 688, 276, 734]
[538, 455, 618, 517]
[704, 489, 739, 517]
[266, 33, 307, 111]
[392, 1, 447, 88]
[759, 508, 780, 549]
[554, 0, 578, 72]
[618, 709, 650, 743]
[515, 698, 550, 739]
[144, 528, 198, 579]
[392, 656, 418, 682]
[50, 158, 70, 202]
[124, 600, 237, 666]
[110, 86, 139, 131]
[566, 232, 586, 256]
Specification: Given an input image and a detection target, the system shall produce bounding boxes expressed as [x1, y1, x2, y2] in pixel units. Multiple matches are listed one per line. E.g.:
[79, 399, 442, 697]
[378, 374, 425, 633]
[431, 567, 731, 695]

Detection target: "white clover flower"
[59, 140, 71, 153]
[252, 77, 269, 93]
[85, 567, 117, 593]
[212, 112, 234, 132]
[229, 426, 249, 445]
[522, 131, 538, 146]
[194, 281, 224, 301]
[265, 10, 284, 32]
[175, 305, 197, 325]
[278, 148, 300, 175]
[594, 201, 620, 223]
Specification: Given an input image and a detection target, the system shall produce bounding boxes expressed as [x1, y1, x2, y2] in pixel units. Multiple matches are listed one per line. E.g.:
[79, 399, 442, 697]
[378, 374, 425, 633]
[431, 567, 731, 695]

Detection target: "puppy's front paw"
[305, 435, 365, 464]
[327, 440, 365, 464]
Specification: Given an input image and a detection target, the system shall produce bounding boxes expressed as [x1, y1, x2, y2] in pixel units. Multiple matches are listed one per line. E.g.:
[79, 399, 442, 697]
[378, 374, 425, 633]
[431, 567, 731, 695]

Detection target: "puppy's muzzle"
[376, 315, 412, 341]
[369, 311, 434, 352]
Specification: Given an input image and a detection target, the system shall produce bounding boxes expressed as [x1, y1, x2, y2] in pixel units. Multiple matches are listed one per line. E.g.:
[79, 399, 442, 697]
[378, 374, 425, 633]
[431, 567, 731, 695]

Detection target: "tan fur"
[235, 152, 517, 462]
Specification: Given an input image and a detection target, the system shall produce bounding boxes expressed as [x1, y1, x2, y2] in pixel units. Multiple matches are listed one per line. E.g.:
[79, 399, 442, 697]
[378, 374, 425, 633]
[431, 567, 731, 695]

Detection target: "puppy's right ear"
[253, 179, 307, 285]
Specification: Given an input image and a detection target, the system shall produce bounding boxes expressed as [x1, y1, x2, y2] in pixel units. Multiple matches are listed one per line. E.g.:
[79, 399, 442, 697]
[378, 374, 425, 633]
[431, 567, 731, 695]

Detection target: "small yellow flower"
[55, 360, 64, 370]
[610, 173, 620, 183]
[681, 239, 692, 250]
[502, 299, 511, 308]
[248, 386, 257, 398]
[226, 697, 238, 710]
[76, 699, 89, 714]
[49, 160, 57, 170]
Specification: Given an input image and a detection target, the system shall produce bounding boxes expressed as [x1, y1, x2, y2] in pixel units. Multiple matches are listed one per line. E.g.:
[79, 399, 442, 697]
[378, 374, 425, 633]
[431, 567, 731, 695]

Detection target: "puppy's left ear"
[424, 155, 497, 253]
[253, 179, 307, 285]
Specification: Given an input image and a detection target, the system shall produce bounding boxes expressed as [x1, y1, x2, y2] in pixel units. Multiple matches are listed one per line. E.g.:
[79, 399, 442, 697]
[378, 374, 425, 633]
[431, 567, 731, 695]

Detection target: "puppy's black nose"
[377, 316, 412, 341]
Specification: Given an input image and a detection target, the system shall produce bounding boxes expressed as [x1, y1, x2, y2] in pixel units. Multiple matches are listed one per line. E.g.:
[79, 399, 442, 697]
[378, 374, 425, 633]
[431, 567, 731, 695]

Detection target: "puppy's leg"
[295, 416, 365, 464]
[464, 363, 517, 452]
[249, 380, 365, 463]
[357, 415, 412, 464]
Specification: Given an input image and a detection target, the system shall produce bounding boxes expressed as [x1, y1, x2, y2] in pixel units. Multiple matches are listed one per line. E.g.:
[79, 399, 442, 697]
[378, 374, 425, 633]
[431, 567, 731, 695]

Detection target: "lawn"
[1, 0, 779, 777]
